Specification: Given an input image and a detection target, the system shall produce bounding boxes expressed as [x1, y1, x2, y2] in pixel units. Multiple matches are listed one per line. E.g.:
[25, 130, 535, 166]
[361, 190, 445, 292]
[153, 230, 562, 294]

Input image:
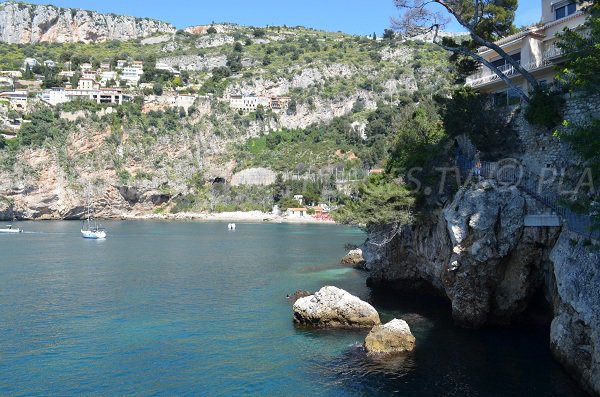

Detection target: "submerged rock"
[286, 290, 311, 304]
[293, 286, 380, 328]
[340, 248, 366, 267]
[364, 319, 416, 355]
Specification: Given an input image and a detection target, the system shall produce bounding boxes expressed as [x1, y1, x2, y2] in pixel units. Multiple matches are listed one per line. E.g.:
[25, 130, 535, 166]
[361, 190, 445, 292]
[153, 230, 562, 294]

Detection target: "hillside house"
[121, 67, 144, 85]
[23, 58, 38, 69]
[229, 93, 292, 111]
[43, 60, 56, 68]
[466, 0, 589, 105]
[100, 61, 112, 72]
[80, 63, 93, 72]
[229, 94, 270, 111]
[78, 78, 99, 90]
[0, 90, 28, 111]
[116, 60, 127, 69]
[63, 61, 72, 71]
[40, 86, 131, 106]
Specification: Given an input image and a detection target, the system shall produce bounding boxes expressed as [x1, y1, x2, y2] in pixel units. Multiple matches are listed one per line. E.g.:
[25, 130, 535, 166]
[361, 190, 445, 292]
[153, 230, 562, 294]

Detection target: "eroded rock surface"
[364, 319, 416, 355]
[293, 286, 380, 328]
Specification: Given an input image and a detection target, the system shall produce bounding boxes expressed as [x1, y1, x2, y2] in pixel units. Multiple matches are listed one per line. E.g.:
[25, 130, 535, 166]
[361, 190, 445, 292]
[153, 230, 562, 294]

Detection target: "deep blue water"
[0, 221, 587, 396]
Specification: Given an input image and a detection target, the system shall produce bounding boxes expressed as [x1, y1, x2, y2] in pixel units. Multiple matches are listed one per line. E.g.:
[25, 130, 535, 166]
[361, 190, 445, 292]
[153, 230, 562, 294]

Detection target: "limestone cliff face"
[0, 2, 175, 44]
[362, 181, 600, 396]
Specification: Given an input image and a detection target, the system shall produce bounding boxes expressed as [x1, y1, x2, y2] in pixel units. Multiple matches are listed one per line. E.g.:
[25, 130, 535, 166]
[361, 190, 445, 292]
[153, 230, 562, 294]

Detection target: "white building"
[40, 87, 131, 106]
[0, 90, 28, 110]
[43, 60, 56, 68]
[100, 71, 117, 86]
[466, 0, 589, 103]
[116, 60, 127, 69]
[23, 58, 38, 69]
[121, 67, 144, 85]
[229, 94, 270, 111]
[80, 63, 93, 72]
[229, 93, 292, 111]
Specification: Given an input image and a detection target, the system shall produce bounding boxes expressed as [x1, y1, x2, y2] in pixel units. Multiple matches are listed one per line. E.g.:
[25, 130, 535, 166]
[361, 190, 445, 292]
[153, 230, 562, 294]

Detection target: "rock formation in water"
[362, 180, 600, 395]
[364, 318, 415, 355]
[293, 286, 380, 328]
[340, 248, 365, 267]
[0, 2, 175, 44]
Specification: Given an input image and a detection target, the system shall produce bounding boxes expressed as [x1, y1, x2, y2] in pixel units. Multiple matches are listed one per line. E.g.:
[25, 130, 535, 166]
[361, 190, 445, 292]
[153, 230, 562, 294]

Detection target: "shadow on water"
[306, 287, 590, 397]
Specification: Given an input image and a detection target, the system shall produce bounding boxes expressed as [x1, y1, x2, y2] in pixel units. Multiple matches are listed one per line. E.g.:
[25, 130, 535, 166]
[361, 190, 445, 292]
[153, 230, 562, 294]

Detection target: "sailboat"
[81, 189, 106, 239]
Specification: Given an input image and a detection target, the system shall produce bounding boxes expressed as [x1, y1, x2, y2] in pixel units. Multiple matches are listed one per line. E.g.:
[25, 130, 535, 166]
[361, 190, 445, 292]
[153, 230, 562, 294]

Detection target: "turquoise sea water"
[0, 221, 587, 396]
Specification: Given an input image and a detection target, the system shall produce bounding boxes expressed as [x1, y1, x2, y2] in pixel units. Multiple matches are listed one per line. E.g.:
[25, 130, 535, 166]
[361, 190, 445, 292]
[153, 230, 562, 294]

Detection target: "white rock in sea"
[293, 286, 380, 328]
[364, 319, 416, 355]
[340, 248, 365, 267]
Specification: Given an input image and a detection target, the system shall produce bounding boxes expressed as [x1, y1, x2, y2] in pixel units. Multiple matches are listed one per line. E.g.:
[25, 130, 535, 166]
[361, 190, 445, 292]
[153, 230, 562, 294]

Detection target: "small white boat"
[0, 224, 22, 233]
[81, 188, 107, 239]
[228, 223, 236, 230]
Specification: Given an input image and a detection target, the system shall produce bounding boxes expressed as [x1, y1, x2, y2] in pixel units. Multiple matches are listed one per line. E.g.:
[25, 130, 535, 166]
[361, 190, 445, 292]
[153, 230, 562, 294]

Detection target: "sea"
[0, 221, 587, 396]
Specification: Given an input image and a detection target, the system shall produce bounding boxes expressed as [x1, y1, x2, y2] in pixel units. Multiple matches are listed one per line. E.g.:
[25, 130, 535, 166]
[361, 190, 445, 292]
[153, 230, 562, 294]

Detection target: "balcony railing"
[466, 46, 564, 87]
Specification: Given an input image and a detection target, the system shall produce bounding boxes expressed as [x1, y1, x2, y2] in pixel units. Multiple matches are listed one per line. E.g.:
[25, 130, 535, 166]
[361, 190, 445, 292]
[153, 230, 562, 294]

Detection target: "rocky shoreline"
[358, 181, 600, 396]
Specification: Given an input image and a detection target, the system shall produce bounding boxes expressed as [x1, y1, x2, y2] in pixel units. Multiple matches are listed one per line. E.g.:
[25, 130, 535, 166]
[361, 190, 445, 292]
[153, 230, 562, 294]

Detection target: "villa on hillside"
[466, 0, 589, 105]
[39, 78, 131, 106]
[0, 90, 28, 110]
[228, 93, 292, 111]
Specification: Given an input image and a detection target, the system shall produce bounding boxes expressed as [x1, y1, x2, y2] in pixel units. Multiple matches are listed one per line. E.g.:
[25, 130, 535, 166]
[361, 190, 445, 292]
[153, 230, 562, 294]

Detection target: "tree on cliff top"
[391, 0, 538, 102]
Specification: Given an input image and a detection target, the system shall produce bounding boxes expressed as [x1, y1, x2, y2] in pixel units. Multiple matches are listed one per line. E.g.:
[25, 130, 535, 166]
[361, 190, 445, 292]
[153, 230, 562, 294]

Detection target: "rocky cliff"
[362, 180, 600, 395]
[0, 2, 175, 44]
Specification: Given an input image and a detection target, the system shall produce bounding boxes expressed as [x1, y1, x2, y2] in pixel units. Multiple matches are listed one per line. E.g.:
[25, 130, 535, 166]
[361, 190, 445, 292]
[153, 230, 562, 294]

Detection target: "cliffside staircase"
[455, 140, 599, 240]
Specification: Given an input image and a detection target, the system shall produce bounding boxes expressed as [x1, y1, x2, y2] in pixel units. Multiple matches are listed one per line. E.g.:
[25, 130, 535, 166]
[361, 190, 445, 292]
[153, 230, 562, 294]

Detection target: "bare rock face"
[364, 181, 561, 327]
[549, 231, 600, 396]
[364, 319, 416, 355]
[293, 286, 380, 328]
[0, 2, 175, 44]
[230, 167, 277, 187]
[340, 248, 366, 267]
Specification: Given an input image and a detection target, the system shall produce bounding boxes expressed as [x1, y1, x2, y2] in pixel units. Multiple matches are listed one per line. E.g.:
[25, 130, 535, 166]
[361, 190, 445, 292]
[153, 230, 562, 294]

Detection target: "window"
[490, 52, 521, 69]
[555, 2, 576, 20]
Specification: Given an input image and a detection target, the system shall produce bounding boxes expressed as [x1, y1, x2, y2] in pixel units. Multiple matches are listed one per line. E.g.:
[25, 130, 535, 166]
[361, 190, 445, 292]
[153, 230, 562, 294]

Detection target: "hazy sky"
[18, 0, 541, 35]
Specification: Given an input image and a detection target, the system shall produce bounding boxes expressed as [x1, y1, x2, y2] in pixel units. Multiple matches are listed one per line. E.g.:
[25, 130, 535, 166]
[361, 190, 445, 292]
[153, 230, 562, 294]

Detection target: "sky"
[18, 0, 541, 35]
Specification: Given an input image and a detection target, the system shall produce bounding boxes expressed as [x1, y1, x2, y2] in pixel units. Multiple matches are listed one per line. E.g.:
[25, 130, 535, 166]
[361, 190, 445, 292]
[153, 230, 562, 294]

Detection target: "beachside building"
[287, 207, 308, 218]
[465, 0, 589, 105]
[0, 90, 28, 111]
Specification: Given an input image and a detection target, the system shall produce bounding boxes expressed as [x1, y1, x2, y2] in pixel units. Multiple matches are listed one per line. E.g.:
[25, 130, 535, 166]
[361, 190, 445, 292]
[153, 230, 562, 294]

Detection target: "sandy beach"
[124, 210, 336, 224]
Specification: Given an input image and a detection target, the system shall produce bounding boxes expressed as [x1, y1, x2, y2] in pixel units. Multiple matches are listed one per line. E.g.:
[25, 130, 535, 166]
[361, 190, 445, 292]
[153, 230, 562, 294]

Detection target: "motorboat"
[0, 224, 22, 233]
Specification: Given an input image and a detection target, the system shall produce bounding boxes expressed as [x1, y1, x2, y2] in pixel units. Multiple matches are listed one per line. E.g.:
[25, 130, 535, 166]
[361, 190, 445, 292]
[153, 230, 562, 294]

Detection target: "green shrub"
[524, 86, 565, 128]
